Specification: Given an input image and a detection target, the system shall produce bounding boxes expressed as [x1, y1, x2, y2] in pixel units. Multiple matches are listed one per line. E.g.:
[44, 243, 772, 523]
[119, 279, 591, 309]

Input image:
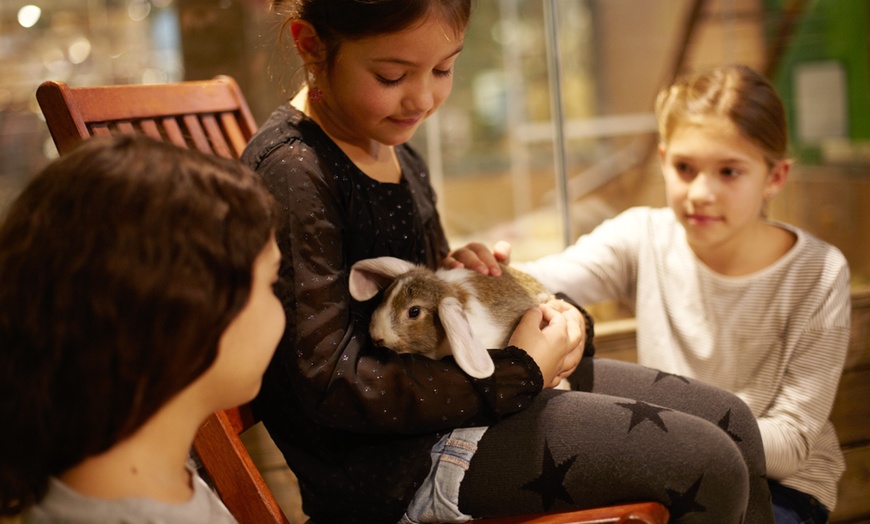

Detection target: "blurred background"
[1, 0, 868, 319]
[0, 1, 868, 522]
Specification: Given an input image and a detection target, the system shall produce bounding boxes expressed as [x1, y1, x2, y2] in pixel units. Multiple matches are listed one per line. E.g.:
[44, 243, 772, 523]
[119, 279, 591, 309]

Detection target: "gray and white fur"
[348, 256, 553, 379]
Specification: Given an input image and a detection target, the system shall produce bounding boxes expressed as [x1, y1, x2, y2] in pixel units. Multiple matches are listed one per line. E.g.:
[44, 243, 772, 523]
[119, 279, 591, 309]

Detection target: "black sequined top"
[241, 105, 544, 523]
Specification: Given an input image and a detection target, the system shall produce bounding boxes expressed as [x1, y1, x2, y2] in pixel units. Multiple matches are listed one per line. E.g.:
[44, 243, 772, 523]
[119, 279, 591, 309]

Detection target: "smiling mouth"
[389, 115, 423, 127]
[686, 213, 720, 225]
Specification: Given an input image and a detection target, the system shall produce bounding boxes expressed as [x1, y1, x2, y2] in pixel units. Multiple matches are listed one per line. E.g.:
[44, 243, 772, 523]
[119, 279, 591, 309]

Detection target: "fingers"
[444, 242, 503, 276]
[510, 304, 586, 388]
[542, 299, 584, 345]
[544, 297, 572, 313]
[538, 303, 584, 389]
[493, 240, 512, 264]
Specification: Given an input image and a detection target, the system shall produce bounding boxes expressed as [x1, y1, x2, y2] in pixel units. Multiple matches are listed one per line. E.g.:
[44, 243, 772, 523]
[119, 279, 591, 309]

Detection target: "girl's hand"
[543, 298, 585, 385]
[509, 303, 584, 388]
[444, 241, 512, 276]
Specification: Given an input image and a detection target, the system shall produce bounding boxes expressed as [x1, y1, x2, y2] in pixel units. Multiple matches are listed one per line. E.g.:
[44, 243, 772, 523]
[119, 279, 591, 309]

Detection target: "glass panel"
[409, 0, 869, 321]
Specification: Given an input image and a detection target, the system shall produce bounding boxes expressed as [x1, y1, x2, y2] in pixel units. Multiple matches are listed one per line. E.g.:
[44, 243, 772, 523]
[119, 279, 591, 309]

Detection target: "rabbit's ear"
[439, 297, 495, 379]
[349, 257, 417, 301]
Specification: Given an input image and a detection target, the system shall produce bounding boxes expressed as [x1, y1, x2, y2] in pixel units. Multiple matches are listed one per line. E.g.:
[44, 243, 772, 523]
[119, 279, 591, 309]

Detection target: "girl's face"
[203, 235, 285, 410]
[316, 14, 464, 148]
[659, 116, 788, 256]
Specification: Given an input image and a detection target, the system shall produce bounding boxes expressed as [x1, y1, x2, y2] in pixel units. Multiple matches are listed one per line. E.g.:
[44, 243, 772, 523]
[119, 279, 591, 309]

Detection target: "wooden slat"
[181, 114, 213, 155]
[200, 113, 232, 158]
[831, 445, 870, 522]
[220, 111, 248, 157]
[160, 116, 189, 149]
[139, 119, 163, 141]
[89, 124, 111, 137]
[115, 121, 135, 134]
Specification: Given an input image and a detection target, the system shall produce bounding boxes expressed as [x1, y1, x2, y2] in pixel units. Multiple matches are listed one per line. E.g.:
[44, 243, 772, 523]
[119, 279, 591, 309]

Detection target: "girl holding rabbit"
[455, 65, 848, 523]
[242, 2, 773, 522]
[0, 135, 282, 523]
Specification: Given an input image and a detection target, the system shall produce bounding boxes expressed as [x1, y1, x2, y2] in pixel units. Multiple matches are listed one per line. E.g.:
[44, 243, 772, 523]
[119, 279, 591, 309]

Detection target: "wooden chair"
[476, 502, 668, 523]
[35, 77, 668, 524]
[36, 75, 257, 158]
[193, 406, 291, 524]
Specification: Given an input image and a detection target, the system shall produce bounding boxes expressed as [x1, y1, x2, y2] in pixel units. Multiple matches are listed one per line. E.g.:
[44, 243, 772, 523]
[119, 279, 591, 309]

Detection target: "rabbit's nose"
[372, 337, 385, 347]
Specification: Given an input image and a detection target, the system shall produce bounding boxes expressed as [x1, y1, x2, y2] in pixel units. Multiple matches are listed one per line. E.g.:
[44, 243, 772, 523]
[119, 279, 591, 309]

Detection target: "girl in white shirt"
[450, 65, 850, 524]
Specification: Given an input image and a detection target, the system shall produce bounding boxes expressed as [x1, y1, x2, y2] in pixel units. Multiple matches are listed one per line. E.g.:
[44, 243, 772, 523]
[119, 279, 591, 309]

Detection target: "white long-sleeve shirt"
[519, 206, 851, 510]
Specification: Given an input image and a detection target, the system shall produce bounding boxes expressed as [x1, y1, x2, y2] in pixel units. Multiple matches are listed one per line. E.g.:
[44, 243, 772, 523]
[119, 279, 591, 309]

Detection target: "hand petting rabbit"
[349, 256, 572, 384]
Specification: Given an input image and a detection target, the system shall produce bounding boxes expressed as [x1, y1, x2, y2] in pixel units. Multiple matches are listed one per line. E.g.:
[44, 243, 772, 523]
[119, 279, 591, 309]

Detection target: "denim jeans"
[769, 480, 830, 524]
[398, 426, 488, 524]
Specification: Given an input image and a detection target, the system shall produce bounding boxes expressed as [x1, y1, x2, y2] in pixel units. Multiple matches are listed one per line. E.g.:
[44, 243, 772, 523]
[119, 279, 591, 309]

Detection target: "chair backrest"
[36, 75, 257, 159]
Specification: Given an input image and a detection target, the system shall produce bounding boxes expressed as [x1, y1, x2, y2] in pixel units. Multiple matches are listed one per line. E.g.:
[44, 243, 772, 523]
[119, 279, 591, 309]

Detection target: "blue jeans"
[769, 480, 830, 524]
[399, 426, 488, 524]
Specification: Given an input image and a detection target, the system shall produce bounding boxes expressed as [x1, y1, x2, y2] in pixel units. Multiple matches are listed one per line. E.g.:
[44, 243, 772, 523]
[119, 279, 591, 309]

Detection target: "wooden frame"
[36, 75, 257, 158]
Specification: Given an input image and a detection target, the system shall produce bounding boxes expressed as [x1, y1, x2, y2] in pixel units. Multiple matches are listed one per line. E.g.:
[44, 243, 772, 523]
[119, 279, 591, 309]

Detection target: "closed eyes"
[375, 68, 454, 87]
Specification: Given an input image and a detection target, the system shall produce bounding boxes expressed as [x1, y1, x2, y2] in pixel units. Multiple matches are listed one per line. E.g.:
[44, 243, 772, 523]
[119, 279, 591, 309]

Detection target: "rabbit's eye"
[408, 306, 421, 319]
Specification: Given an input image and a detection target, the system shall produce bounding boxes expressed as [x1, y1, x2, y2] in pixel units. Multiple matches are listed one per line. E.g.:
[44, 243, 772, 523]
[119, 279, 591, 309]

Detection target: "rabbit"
[348, 256, 555, 379]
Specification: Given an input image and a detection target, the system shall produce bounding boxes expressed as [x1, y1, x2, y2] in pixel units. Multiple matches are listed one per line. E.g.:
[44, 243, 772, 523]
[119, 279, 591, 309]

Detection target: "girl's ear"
[765, 159, 791, 199]
[290, 20, 326, 65]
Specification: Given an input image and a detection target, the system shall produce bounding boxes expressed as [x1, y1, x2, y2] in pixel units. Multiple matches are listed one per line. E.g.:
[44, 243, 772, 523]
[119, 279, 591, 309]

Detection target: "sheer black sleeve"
[246, 121, 543, 436]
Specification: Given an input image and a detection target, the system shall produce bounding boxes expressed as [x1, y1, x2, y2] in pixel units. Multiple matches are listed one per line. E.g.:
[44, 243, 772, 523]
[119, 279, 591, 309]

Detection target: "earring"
[307, 71, 323, 102]
[308, 83, 323, 102]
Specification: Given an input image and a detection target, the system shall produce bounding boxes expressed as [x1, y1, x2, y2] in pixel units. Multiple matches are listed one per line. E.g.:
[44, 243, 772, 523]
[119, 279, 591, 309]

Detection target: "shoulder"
[396, 142, 427, 171]
[396, 143, 431, 186]
[770, 224, 851, 318]
[779, 222, 849, 275]
[241, 104, 330, 173]
[396, 142, 437, 197]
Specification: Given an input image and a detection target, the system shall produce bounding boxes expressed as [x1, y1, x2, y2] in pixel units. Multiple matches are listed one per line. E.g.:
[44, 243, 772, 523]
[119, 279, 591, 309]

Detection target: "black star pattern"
[665, 474, 707, 519]
[615, 400, 671, 433]
[717, 409, 743, 443]
[653, 370, 690, 384]
[522, 439, 577, 511]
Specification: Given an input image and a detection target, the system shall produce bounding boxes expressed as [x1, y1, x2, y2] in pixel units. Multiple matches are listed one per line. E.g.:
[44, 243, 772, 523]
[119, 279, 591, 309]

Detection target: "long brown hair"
[0, 135, 278, 514]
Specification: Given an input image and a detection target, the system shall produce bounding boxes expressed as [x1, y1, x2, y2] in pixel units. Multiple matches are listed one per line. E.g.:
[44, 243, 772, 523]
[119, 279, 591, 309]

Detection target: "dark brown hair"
[279, 0, 473, 71]
[655, 64, 788, 167]
[0, 135, 277, 514]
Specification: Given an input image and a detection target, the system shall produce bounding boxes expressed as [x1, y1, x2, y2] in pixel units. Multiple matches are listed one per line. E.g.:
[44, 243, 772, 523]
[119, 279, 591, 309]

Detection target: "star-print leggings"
[458, 358, 774, 523]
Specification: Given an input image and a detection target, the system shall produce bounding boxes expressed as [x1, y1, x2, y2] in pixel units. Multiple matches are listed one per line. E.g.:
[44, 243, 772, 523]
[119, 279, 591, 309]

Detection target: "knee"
[690, 381, 761, 443]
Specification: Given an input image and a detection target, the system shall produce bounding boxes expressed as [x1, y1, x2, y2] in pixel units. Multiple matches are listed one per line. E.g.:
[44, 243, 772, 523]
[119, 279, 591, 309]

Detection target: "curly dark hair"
[0, 135, 278, 515]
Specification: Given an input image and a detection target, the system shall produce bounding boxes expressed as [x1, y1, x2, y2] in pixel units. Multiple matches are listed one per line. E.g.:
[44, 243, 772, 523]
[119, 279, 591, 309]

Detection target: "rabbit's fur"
[348, 256, 552, 378]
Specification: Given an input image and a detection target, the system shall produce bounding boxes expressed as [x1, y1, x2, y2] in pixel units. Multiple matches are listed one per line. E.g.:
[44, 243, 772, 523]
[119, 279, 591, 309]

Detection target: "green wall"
[766, 0, 870, 162]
